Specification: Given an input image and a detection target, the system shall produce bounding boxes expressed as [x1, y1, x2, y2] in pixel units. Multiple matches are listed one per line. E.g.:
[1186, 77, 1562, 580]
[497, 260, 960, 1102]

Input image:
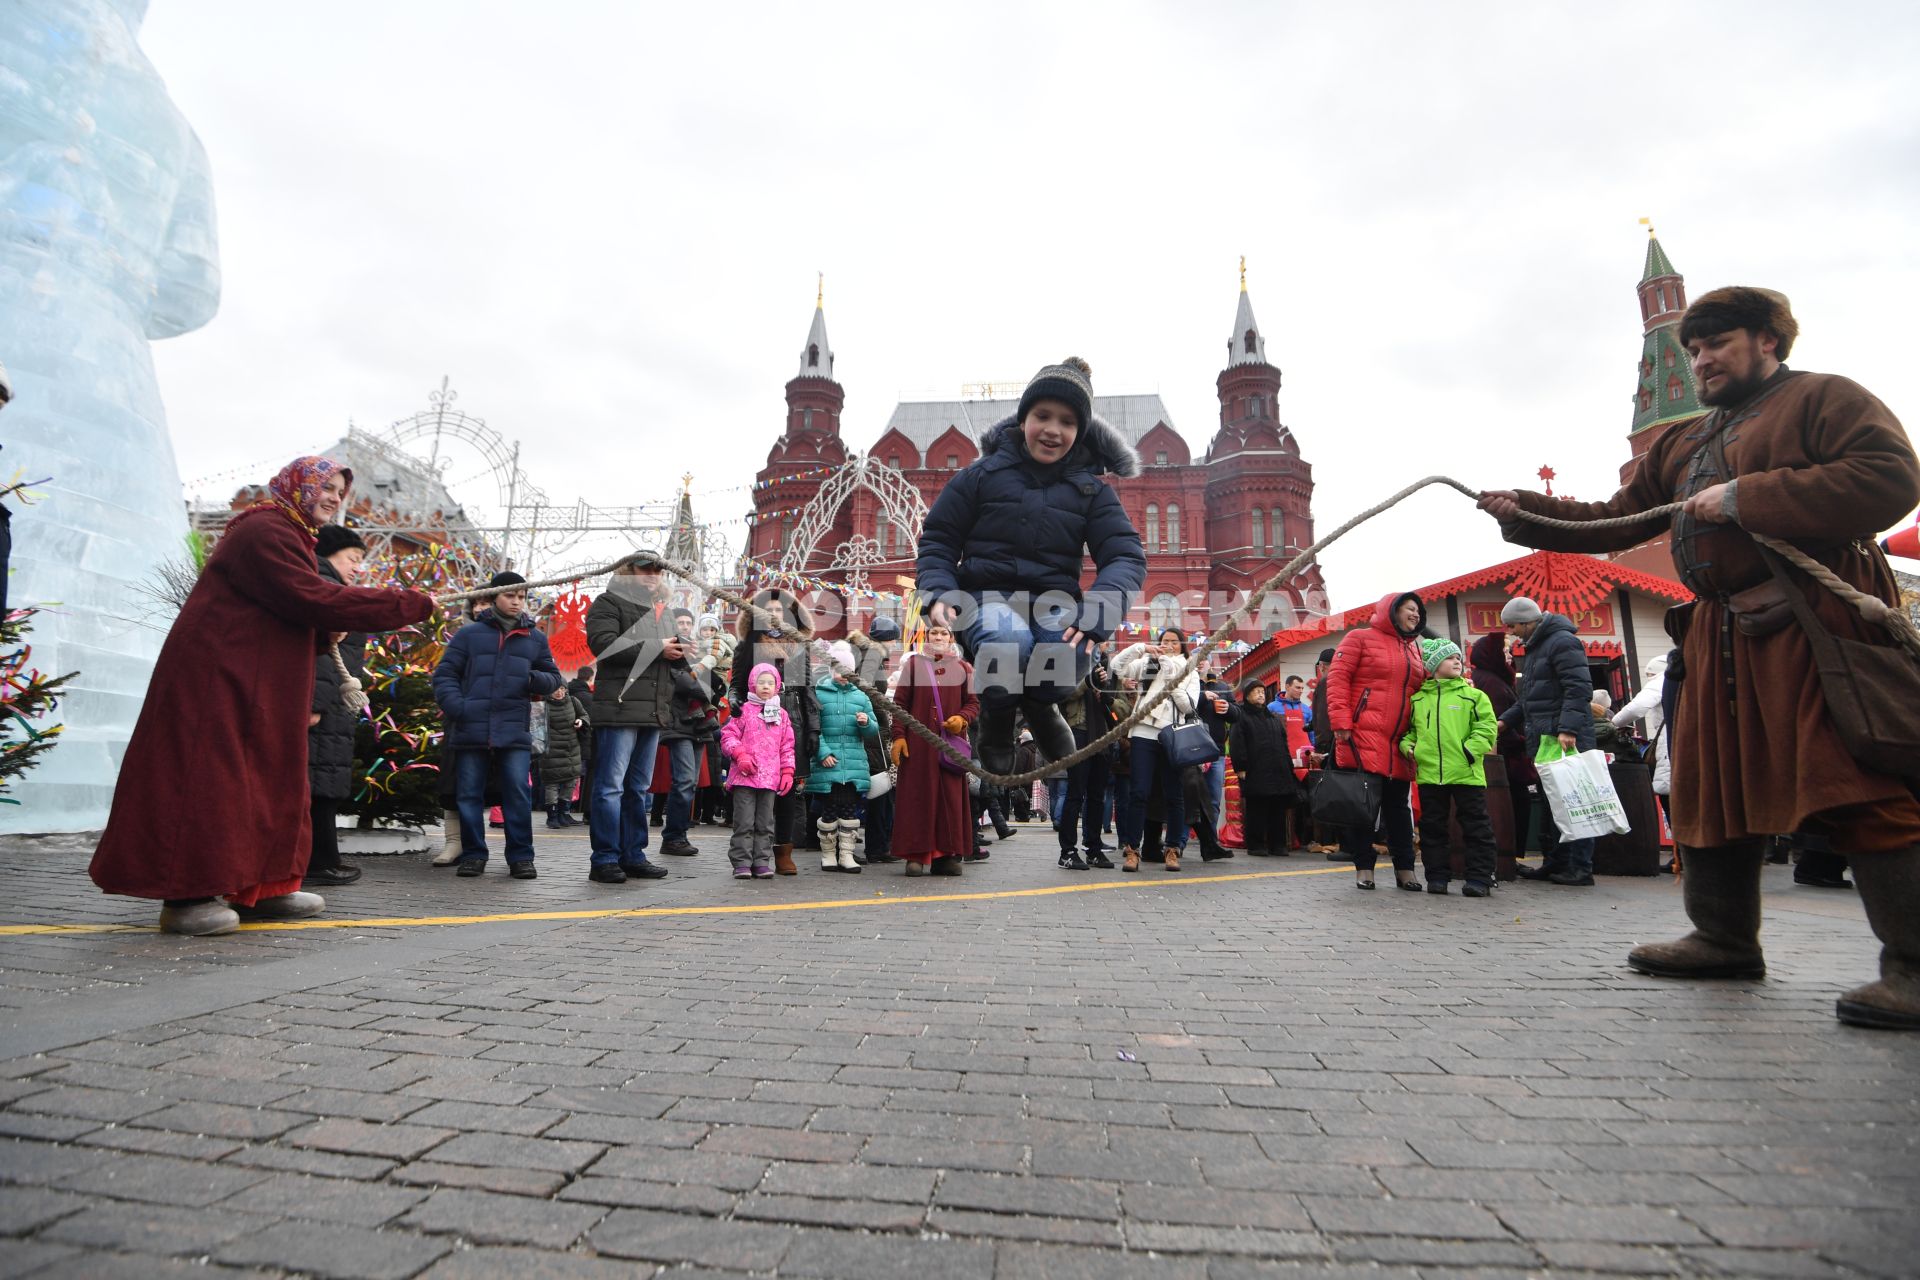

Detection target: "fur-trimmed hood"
[979, 413, 1141, 479]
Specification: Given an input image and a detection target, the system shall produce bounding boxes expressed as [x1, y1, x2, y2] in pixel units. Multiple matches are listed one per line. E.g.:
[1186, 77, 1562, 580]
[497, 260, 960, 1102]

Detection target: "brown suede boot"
[773, 843, 797, 877]
[1836, 850, 1920, 1029]
[1121, 845, 1141, 874]
[1627, 841, 1766, 979]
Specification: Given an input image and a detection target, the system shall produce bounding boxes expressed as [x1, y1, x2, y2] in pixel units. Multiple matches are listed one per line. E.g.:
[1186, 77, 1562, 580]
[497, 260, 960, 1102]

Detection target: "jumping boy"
[916, 357, 1147, 775]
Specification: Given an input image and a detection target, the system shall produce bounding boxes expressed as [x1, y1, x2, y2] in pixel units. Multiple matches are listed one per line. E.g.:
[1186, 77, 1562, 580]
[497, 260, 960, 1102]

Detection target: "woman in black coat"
[730, 588, 819, 875]
[1229, 680, 1301, 858]
[306, 527, 371, 887]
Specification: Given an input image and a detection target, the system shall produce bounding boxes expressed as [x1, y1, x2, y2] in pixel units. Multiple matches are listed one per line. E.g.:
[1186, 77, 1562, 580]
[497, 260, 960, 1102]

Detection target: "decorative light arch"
[780, 455, 929, 595]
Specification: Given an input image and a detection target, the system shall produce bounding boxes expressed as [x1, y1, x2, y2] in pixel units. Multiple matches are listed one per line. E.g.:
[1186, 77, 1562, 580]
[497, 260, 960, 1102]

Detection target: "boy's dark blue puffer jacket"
[432, 608, 564, 750]
[915, 413, 1147, 640]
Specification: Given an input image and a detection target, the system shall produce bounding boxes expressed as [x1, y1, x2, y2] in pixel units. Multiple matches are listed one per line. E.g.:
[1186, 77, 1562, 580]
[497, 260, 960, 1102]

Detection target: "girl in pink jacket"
[721, 662, 796, 879]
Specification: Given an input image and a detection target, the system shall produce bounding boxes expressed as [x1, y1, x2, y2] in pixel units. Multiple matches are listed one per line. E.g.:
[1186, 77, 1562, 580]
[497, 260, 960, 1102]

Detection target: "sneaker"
[588, 864, 627, 884]
[733, 865, 753, 879]
[1462, 881, 1492, 898]
[1085, 849, 1115, 870]
[509, 863, 538, 880]
[158, 901, 240, 936]
[623, 861, 669, 880]
[1058, 849, 1089, 871]
[456, 859, 486, 878]
[1547, 871, 1595, 886]
[660, 840, 699, 857]
[751, 863, 775, 878]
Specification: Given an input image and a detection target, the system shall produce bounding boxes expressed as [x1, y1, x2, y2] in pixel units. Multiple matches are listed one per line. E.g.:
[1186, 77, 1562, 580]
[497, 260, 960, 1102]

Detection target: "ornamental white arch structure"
[779, 455, 928, 595]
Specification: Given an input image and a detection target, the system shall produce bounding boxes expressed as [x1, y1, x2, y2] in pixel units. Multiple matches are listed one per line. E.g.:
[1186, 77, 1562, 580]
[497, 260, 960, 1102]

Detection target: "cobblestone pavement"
[2, 821, 1917, 1279]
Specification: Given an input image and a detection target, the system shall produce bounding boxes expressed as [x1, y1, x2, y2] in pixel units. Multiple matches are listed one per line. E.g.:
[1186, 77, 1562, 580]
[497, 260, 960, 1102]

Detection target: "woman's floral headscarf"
[256, 456, 353, 537]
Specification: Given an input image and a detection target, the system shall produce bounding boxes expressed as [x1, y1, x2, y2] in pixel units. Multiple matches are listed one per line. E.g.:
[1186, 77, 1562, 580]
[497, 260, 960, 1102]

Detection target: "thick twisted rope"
[427, 477, 1919, 786]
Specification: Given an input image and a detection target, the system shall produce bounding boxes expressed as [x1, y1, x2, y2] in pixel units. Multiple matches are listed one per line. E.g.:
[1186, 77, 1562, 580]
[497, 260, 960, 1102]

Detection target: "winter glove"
[943, 715, 967, 734]
[733, 756, 757, 781]
[891, 738, 909, 767]
[776, 769, 794, 795]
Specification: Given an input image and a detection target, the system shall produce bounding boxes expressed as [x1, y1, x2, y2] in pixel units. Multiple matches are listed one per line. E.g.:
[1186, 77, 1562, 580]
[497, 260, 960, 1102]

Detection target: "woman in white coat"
[1613, 654, 1671, 869]
[1111, 628, 1202, 873]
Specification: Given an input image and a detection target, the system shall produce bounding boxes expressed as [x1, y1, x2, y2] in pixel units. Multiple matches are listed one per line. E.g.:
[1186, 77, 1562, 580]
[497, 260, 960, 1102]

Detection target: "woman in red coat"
[90, 457, 435, 936]
[1324, 592, 1428, 889]
[889, 620, 980, 876]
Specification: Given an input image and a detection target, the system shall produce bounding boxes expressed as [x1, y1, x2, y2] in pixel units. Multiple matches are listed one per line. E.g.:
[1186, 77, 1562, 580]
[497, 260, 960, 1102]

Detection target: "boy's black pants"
[1417, 783, 1496, 885]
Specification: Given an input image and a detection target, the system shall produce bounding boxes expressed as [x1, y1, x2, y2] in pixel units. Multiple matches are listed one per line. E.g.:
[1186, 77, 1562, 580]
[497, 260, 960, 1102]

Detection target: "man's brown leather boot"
[1627, 841, 1766, 979]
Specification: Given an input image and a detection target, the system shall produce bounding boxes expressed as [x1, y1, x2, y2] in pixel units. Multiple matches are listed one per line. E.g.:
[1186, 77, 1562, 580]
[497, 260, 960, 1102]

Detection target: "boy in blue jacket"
[917, 357, 1147, 776]
[432, 571, 564, 878]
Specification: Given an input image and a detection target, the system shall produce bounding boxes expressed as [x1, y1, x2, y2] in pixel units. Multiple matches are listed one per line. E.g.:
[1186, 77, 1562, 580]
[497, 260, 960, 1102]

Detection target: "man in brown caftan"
[1480, 286, 1920, 1029]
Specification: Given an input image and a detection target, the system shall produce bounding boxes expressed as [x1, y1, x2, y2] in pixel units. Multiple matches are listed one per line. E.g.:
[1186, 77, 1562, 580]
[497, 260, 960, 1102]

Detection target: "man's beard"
[1699, 368, 1766, 407]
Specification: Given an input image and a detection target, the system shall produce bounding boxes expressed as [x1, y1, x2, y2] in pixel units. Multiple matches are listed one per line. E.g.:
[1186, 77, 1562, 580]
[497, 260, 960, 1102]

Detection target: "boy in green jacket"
[1399, 639, 1500, 897]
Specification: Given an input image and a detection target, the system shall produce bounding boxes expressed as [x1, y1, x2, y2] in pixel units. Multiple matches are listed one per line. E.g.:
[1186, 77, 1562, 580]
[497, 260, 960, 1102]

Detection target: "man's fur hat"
[1680, 286, 1798, 359]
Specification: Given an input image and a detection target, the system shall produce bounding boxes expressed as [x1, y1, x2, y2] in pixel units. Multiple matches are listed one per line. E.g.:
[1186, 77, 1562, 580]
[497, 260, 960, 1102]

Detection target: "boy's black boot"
[977, 704, 1018, 775]
[1020, 697, 1076, 765]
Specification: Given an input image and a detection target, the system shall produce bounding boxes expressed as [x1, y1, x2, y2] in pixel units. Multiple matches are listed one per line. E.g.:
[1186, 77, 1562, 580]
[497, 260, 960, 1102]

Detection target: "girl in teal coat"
[807, 641, 881, 873]
[1398, 639, 1500, 897]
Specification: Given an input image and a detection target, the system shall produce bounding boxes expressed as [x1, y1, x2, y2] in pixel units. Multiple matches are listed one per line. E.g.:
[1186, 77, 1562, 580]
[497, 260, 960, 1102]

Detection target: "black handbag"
[1160, 714, 1222, 770]
[1307, 749, 1382, 829]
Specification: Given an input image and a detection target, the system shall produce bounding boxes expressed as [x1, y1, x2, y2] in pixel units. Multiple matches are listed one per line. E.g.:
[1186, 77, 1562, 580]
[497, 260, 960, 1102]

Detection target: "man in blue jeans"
[431, 573, 563, 880]
[1500, 595, 1599, 886]
[584, 556, 690, 884]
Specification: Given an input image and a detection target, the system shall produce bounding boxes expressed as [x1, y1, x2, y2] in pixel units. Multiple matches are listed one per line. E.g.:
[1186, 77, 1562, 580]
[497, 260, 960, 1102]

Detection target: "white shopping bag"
[1536, 745, 1631, 841]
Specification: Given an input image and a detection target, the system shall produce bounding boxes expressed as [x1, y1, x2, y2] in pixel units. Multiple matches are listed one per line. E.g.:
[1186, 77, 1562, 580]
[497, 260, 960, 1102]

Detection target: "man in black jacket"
[583, 557, 689, 884]
[1197, 661, 1237, 839]
[1499, 596, 1599, 886]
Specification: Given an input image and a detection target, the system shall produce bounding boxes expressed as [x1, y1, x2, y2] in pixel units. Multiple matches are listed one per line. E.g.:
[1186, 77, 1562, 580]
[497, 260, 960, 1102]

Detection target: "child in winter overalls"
[1399, 639, 1501, 897]
[916, 357, 1147, 778]
[720, 662, 795, 879]
[808, 641, 881, 873]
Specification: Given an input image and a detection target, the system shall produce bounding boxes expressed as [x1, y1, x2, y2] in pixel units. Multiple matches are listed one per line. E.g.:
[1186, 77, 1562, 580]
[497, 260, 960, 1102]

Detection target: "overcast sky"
[145, 0, 1920, 607]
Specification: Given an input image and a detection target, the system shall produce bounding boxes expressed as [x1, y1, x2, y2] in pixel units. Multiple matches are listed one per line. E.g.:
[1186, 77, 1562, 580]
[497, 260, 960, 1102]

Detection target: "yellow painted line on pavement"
[0, 864, 1353, 936]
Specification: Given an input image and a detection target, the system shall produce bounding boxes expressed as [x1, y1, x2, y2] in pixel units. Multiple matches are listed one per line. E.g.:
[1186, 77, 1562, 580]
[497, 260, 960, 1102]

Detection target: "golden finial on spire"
[816, 271, 824, 308]
[680, 472, 693, 494]
[1239, 255, 1247, 292]
[1639, 216, 1655, 238]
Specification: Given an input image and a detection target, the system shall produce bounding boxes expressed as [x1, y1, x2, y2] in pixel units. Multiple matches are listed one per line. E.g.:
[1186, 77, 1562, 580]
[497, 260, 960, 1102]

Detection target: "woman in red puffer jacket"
[1324, 592, 1428, 889]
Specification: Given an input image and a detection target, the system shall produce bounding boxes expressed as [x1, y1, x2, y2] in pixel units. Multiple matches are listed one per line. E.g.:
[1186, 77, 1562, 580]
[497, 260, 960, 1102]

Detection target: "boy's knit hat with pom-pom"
[1018, 356, 1094, 433]
[1419, 637, 1463, 675]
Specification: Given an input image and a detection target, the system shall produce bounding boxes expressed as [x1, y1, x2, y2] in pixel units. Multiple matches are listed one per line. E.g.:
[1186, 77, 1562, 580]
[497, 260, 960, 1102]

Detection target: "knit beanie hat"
[1420, 638, 1463, 675]
[484, 570, 526, 594]
[868, 616, 902, 644]
[1500, 596, 1543, 625]
[315, 524, 366, 558]
[1017, 356, 1094, 434]
[826, 640, 857, 672]
[1317, 648, 1337, 665]
[1591, 689, 1614, 711]
[697, 612, 721, 633]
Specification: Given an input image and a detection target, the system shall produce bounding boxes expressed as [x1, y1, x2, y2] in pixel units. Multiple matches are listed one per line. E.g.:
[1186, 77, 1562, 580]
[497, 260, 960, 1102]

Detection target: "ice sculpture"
[0, 0, 220, 831]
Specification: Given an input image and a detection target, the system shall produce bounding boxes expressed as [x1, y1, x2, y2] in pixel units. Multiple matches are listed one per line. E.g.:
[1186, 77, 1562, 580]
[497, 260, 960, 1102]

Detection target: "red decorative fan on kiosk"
[547, 590, 595, 671]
